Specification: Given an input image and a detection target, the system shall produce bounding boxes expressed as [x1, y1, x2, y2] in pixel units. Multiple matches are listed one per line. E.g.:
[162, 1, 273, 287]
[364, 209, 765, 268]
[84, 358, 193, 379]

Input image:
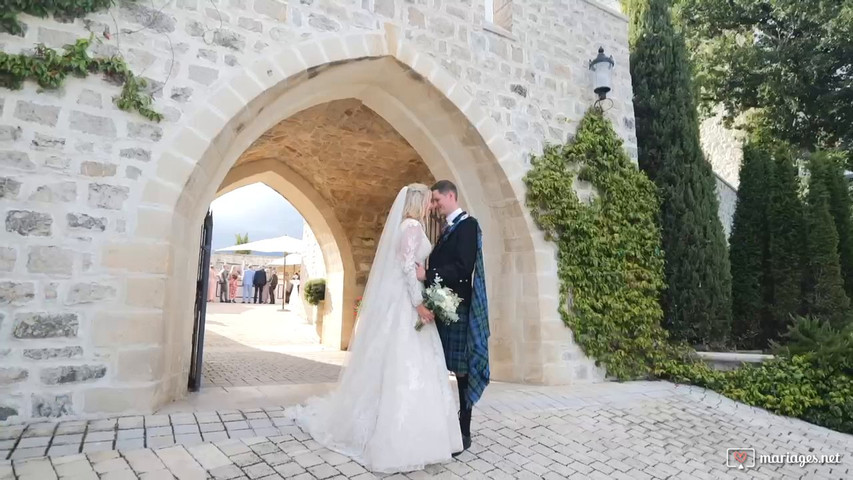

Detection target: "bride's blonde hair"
[402, 183, 430, 224]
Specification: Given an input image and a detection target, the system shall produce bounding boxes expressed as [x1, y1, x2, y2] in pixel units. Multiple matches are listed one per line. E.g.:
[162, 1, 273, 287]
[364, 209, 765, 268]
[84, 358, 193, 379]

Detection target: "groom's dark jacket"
[427, 215, 479, 309]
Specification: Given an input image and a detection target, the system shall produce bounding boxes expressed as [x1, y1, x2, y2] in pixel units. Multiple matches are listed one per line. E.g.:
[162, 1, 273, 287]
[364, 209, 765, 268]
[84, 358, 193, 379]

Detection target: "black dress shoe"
[451, 435, 471, 457]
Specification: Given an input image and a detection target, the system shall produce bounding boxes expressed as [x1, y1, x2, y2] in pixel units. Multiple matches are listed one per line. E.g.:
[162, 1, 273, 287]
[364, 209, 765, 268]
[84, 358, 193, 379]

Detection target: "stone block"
[155, 151, 196, 188]
[102, 243, 168, 274]
[32, 393, 74, 418]
[197, 48, 217, 63]
[0, 368, 29, 385]
[254, 0, 286, 20]
[141, 179, 181, 207]
[136, 207, 173, 239]
[37, 26, 77, 47]
[43, 155, 69, 171]
[80, 162, 118, 177]
[28, 181, 77, 202]
[70, 111, 117, 137]
[67, 213, 107, 232]
[27, 246, 73, 274]
[207, 85, 247, 121]
[77, 89, 103, 108]
[31, 133, 66, 151]
[189, 65, 219, 86]
[0, 404, 18, 421]
[213, 28, 246, 51]
[117, 348, 164, 381]
[128, 122, 164, 142]
[14, 100, 60, 126]
[126, 276, 167, 308]
[309, 13, 340, 32]
[126, 166, 142, 179]
[375, 0, 395, 18]
[65, 282, 117, 305]
[13, 312, 79, 338]
[88, 183, 130, 210]
[0, 150, 35, 170]
[322, 37, 349, 63]
[0, 281, 35, 305]
[0, 124, 23, 141]
[92, 311, 164, 346]
[121, 1, 176, 32]
[6, 210, 52, 236]
[170, 87, 193, 103]
[238, 17, 262, 32]
[0, 177, 22, 199]
[83, 385, 158, 414]
[120, 148, 151, 162]
[41, 365, 107, 385]
[0, 247, 15, 271]
[23, 346, 84, 360]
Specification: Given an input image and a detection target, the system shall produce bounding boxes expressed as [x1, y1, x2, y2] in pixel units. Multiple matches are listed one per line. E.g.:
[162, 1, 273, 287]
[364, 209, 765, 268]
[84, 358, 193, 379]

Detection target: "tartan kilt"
[436, 303, 469, 374]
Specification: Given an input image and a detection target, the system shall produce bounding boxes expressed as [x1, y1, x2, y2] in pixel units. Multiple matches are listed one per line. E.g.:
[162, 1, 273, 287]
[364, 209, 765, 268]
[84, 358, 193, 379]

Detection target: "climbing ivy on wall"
[1, 0, 116, 35]
[0, 36, 162, 122]
[524, 108, 672, 380]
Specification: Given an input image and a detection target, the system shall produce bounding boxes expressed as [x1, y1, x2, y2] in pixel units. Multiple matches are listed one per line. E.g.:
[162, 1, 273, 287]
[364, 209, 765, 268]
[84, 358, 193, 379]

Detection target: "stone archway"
[140, 30, 601, 407]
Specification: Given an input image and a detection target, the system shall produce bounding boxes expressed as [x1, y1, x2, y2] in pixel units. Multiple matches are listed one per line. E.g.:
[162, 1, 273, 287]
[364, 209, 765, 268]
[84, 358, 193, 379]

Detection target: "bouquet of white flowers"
[416, 275, 462, 331]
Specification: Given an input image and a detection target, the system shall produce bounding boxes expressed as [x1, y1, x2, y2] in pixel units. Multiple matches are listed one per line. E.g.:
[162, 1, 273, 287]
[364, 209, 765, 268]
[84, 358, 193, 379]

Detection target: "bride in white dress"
[288, 184, 463, 473]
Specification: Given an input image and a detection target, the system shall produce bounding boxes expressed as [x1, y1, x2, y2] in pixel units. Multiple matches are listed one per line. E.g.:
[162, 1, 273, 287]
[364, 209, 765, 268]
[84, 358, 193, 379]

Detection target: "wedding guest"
[229, 265, 240, 303]
[253, 266, 267, 304]
[269, 270, 279, 304]
[208, 265, 217, 302]
[218, 265, 230, 303]
[242, 266, 255, 303]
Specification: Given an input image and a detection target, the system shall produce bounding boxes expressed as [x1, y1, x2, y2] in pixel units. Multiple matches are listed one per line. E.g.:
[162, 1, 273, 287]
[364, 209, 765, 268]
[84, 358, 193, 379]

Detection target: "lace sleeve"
[397, 220, 424, 308]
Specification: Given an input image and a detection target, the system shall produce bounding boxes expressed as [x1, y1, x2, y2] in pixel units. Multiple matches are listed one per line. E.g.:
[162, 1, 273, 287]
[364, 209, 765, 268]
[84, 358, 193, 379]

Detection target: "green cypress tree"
[728, 140, 771, 349]
[803, 157, 852, 329]
[629, 0, 733, 348]
[817, 151, 853, 301]
[764, 141, 804, 344]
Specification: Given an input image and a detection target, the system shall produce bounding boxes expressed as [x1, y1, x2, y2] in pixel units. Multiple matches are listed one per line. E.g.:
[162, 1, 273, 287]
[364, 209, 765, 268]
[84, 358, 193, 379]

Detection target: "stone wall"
[700, 108, 745, 189]
[300, 222, 326, 282]
[209, 253, 276, 270]
[715, 175, 737, 240]
[0, 0, 634, 421]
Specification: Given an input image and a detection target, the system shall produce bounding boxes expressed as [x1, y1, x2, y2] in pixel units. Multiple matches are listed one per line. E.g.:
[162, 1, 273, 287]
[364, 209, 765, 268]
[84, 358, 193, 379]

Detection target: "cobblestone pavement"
[201, 304, 345, 388]
[1, 381, 850, 479]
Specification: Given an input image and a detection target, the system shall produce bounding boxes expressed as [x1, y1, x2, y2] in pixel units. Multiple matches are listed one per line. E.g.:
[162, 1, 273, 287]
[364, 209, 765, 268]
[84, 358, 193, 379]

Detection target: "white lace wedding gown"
[288, 218, 462, 473]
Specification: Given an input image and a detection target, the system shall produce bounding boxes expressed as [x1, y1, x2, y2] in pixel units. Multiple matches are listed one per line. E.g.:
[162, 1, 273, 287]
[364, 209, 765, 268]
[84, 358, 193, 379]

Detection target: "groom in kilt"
[417, 180, 490, 455]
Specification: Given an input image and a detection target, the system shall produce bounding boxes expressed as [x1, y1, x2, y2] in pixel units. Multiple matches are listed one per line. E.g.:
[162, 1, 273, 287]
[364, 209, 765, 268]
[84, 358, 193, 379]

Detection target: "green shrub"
[304, 279, 326, 306]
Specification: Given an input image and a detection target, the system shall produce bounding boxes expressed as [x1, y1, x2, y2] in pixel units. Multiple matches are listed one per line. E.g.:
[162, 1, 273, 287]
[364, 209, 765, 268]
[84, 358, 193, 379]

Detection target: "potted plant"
[304, 279, 326, 336]
[304, 279, 326, 306]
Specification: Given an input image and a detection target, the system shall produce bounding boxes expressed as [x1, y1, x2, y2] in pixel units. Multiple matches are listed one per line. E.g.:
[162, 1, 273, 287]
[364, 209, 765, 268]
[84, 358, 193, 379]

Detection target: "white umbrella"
[266, 254, 302, 266]
[216, 235, 303, 254]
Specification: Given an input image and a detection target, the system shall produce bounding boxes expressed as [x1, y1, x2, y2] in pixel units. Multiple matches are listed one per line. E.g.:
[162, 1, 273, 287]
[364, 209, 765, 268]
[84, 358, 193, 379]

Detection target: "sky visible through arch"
[209, 183, 304, 254]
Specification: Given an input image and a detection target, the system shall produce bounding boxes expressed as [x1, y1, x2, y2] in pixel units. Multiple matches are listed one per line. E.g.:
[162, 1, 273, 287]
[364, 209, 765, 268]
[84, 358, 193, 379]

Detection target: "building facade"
[1, 0, 648, 422]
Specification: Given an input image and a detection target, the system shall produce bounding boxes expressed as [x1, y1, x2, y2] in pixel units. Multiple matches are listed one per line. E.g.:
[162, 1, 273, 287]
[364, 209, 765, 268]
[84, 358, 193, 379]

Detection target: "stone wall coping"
[580, 0, 628, 22]
[696, 351, 775, 363]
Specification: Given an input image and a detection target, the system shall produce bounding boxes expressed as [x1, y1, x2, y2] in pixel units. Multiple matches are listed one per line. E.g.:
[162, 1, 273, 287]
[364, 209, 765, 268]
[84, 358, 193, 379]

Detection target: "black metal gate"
[188, 210, 213, 391]
[425, 210, 443, 247]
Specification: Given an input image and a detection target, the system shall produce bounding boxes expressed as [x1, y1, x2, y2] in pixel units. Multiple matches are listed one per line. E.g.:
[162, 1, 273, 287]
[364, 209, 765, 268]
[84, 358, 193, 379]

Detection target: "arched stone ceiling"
[235, 99, 435, 283]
